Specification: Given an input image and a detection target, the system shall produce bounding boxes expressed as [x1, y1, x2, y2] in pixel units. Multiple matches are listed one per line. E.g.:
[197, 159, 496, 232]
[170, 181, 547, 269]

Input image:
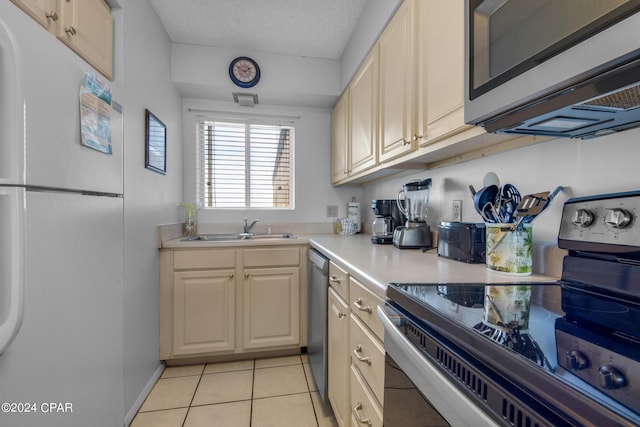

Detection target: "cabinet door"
[379, 0, 416, 163]
[243, 267, 300, 349]
[328, 287, 351, 427]
[349, 49, 378, 175]
[417, 0, 471, 145]
[331, 91, 350, 185]
[10, 0, 58, 32]
[172, 270, 236, 356]
[57, 0, 113, 80]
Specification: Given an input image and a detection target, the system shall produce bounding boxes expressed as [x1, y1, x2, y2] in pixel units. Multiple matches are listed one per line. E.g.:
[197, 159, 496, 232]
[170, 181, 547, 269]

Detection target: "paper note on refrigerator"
[79, 72, 113, 154]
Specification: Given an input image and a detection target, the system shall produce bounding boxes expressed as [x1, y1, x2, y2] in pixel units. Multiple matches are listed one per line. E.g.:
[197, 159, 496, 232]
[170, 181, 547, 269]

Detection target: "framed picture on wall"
[145, 109, 166, 174]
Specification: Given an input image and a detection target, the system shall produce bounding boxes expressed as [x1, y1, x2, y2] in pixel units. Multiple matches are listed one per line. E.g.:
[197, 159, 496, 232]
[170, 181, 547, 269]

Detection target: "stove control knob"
[598, 365, 626, 389]
[604, 208, 632, 228]
[571, 209, 594, 227]
[565, 350, 588, 370]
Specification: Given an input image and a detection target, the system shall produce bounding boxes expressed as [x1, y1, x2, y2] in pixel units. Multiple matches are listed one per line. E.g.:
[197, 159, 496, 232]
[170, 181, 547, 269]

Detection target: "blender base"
[393, 224, 433, 249]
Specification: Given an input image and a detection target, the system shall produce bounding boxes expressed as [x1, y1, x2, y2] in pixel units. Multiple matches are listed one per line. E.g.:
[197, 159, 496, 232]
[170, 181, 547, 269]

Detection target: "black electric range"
[384, 191, 640, 427]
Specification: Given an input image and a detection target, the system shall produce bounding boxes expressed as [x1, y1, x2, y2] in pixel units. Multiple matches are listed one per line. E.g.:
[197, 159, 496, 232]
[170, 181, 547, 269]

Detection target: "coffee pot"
[371, 200, 404, 244]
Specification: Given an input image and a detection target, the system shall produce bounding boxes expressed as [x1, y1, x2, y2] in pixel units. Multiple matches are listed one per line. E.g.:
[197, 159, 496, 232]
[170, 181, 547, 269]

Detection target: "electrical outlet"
[452, 200, 462, 222]
[327, 205, 338, 217]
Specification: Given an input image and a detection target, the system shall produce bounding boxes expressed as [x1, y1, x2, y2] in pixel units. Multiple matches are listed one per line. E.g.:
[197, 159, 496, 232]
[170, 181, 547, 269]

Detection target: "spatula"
[487, 192, 550, 255]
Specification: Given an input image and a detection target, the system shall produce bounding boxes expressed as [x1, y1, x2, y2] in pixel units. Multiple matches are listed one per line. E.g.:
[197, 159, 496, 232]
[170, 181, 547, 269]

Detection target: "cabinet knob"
[229, 273, 234, 279]
[244, 273, 249, 278]
[65, 26, 77, 36]
[353, 402, 372, 426]
[45, 11, 58, 21]
[354, 298, 371, 313]
[402, 138, 411, 146]
[331, 304, 345, 319]
[329, 275, 341, 284]
[353, 345, 371, 365]
[413, 133, 423, 141]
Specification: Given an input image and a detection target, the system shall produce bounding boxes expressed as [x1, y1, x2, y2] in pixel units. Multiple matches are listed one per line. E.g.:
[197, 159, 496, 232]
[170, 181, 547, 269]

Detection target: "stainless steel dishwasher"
[307, 248, 329, 401]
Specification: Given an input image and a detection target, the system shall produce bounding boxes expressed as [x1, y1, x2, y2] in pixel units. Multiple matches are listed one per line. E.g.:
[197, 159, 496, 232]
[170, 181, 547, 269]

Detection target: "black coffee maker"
[371, 200, 405, 244]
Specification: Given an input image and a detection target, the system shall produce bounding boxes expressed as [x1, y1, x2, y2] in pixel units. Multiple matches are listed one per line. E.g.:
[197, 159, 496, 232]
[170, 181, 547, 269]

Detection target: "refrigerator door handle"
[0, 187, 25, 355]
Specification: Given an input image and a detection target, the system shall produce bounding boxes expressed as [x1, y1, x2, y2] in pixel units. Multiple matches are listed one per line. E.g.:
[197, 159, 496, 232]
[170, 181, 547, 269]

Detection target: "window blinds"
[196, 120, 294, 208]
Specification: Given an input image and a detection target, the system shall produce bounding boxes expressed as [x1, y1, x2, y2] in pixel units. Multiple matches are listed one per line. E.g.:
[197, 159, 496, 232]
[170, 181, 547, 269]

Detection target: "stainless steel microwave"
[464, 0, 640, 139]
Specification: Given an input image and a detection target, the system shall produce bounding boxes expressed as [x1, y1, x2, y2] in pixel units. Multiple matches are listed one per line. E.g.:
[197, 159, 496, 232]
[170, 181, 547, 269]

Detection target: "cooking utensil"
[522, 186, 563, 224]
[500, 184, 521, 223]
[483, 172, 500, 188]
[487, 192, 550, 255]
[474, 185, 499, 222]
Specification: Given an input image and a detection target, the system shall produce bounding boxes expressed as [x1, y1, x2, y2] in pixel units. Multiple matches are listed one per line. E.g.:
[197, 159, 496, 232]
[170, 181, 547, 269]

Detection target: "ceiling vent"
[233, 92, 259, 107]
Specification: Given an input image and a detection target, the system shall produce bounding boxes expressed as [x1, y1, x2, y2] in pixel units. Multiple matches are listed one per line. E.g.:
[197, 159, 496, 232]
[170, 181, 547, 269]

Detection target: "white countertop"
[308, 234, 559, 299]
[160, 230, 560, 300]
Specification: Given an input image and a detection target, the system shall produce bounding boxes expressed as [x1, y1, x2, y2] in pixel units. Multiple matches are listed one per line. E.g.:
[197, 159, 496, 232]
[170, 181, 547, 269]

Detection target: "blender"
[371, 200, 405, 244]
[393, 178, 433, 249]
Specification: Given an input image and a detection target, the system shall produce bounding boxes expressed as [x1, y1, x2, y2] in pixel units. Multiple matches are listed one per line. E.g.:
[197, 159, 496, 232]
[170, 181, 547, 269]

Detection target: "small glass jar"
[180, 203, 198, 238]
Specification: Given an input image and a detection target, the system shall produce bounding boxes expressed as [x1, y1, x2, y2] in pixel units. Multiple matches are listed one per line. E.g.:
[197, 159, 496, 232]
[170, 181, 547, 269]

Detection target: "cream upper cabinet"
[328, 286, 351, 427]
[349, 48, 379, 176]
[378, 0, 416, 163]
[10, 0, 58, 32]
[57, 0, 113, 80]
[416, 0, 474, 146]
[11, 0, 113, 80]
[331, 91, 350, 185]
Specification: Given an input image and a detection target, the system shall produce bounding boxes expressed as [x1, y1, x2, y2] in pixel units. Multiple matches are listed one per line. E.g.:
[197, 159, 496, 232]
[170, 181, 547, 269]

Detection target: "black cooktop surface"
[386, 282, 640, 426]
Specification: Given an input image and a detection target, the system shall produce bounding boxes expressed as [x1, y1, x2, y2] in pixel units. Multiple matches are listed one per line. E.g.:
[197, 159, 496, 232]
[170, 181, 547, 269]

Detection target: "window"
[196, 119, 294, 209]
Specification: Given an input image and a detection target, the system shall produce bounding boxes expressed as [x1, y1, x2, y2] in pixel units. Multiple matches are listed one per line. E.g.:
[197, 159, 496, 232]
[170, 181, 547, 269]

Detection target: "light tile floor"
[131, 355, 339, 427]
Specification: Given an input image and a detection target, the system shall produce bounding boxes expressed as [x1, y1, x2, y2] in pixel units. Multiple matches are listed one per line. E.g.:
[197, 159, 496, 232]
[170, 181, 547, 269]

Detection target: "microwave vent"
[581, 84, 640, 111]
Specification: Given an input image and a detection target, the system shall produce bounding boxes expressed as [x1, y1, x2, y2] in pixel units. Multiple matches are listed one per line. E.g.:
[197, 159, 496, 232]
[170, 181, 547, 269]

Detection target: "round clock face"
[229, 57, 261, 88]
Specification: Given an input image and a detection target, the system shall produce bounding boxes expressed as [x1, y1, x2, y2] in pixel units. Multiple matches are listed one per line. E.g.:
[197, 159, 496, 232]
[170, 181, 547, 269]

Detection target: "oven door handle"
[376, 305, 500, 427]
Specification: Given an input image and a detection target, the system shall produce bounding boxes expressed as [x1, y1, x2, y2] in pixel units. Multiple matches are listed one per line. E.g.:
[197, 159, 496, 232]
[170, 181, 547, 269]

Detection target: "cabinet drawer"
[350, 314, 385, 405]
[243, 247, 300, 267]
[173, 249, 235, 270]
[329, 262, 349, 302]
[350, 364, 383, 427]
[349, 277, 384, 341]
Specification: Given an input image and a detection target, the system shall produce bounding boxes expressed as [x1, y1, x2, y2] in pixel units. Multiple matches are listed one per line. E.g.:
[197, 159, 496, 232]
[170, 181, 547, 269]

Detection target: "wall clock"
[229, 56, 261, 88]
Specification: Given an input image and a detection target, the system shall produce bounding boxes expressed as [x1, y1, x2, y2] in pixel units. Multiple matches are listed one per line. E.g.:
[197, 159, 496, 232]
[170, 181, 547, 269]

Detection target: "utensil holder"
[485, 223, 532, 275]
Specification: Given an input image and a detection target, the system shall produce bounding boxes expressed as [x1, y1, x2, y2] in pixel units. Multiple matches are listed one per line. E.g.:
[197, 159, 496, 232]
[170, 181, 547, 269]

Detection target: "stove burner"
[473, 322, 551, 369]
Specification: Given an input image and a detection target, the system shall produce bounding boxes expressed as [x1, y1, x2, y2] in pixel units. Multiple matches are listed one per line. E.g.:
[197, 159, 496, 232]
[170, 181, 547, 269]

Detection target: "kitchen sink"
[182, 233, 296, 242]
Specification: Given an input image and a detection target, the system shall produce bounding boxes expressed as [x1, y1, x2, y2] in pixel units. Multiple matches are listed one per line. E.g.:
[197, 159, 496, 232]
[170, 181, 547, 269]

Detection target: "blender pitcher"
[394, 178, 433, 249]
[397, 178, 432, 224]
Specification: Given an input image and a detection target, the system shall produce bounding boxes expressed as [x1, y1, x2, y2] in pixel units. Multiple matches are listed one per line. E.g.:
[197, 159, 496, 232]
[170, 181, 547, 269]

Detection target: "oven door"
[377, 305, 499, 427]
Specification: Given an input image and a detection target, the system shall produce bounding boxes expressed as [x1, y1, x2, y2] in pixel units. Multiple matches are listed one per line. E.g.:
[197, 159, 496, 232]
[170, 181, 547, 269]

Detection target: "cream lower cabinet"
[172, 269, 236, 356]
[243, 266, 300, 349]
[160, 246, 304, 361]
[328, 286, 351, 427]
[349, 277, 384, 425]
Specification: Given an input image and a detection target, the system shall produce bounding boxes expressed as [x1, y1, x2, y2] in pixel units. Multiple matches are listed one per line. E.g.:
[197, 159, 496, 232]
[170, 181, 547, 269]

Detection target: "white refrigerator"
[0, 3, 125, 426]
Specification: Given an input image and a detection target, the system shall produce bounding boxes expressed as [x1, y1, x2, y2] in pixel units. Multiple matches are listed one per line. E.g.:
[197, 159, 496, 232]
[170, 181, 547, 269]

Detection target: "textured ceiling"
[149, 0, 369, 60]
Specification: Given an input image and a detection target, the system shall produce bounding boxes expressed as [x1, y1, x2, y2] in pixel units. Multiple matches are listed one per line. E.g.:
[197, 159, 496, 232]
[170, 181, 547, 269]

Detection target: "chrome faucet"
[243, 218, 260, 234]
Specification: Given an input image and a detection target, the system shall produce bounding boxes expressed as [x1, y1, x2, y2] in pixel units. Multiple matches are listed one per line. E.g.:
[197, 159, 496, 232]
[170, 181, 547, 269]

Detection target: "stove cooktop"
[387, 282, 640, 426]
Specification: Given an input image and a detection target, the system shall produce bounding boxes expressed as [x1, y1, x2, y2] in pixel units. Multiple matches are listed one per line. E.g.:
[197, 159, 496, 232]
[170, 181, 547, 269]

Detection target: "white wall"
[361, 128, 640, 257]
[339, 0, 402, 90]
[172, 43, 341, 108]
[182, 99, 361, 226]
[120, 0, 183, 422]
